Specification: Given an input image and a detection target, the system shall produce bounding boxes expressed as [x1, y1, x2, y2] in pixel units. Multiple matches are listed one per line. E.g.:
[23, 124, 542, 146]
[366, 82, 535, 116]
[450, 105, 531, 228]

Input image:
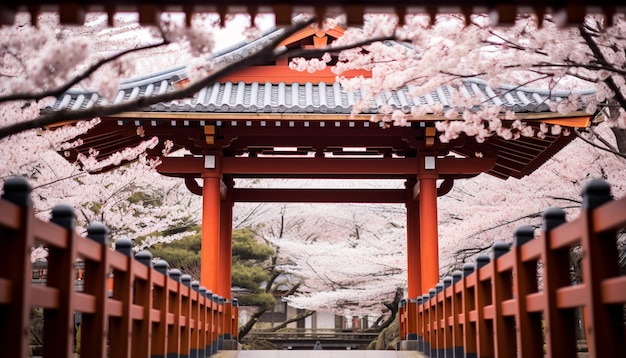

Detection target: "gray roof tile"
[49, 77, 594, 116]
[46, 24, 595, 116]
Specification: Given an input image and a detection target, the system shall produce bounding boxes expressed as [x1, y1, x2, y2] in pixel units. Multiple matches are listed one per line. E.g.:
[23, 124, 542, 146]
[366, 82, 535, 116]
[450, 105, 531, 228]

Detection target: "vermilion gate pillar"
[201, 154, 222, 293]
[218, 177, 234, 299]
[405, 180, 422, 298]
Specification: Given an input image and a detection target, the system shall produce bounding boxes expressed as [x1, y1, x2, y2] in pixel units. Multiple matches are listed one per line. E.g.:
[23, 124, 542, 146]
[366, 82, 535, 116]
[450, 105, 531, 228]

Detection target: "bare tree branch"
[266, 310, 315, 332]
[575, 129, 626, 160]
[579, 24, 626, 111]
[0, 40, 169, 103]
[0, 18, 393, 140]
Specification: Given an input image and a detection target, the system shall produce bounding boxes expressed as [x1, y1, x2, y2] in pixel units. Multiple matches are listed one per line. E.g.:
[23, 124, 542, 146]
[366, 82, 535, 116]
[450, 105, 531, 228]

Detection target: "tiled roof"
[48, 22, 593, 181]
[51, 76, 595, 116]
[47, 23, 597, 116]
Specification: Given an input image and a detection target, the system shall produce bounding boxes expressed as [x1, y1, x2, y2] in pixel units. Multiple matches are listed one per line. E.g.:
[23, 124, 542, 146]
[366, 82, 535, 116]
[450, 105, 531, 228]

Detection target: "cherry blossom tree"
[438, 122, 625, 275]
[232, 178, 408, 322]
[0, 12, 213, 261]
[290, 13, 626, 156]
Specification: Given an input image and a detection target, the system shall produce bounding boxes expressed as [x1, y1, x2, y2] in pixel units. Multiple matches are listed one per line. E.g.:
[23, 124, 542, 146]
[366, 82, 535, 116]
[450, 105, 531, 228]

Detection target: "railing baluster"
[0, 177, 34, 358]
[491, 240, 515, 357]
[180, 274, 193, 357]
[451, 271, 463, 358]
[512, 225, 543, 358]
[153, 259, 170, 356]
[474, 254, 493, 357]
[133, 250, 154, 357]
[110, 237, 134, 358]
[461, 263, 477, 358]
[579, 179, 624, 356]
[45, 204, 78, 358]
[82, 222, 110, 358]
[541, 207, 577, 358]
[168, 269, 182, 357]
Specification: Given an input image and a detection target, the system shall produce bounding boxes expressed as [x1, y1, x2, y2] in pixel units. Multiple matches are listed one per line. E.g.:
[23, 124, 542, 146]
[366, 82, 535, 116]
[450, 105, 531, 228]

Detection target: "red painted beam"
[157, 156, 496, 177]
[223, 157, 418, 175]
[232, 188, 406, 203]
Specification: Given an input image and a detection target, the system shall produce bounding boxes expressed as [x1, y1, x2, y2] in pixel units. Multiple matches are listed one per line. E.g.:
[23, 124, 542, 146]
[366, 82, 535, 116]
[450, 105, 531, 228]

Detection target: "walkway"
[214, 351, 425, 358]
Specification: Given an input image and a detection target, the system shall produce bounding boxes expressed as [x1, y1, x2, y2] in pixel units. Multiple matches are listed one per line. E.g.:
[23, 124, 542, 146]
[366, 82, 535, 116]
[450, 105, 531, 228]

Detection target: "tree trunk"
[363, 287, 403, 333]
[610, 127, 626, 154]
[267, 310, 315, 332]
[238, 306, 271, 339]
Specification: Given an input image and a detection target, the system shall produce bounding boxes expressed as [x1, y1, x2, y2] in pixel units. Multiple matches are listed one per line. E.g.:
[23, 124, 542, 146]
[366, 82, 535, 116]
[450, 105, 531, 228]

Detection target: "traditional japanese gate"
[52, 23, 591, 305]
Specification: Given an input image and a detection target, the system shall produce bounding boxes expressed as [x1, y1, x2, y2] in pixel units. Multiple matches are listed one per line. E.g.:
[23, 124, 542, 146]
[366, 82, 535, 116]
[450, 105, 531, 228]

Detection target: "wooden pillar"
[418, 171, 439, 291]
[218, 177, 234, 299]
[405, 180, 422, 298]
[201, 154, 222, 292]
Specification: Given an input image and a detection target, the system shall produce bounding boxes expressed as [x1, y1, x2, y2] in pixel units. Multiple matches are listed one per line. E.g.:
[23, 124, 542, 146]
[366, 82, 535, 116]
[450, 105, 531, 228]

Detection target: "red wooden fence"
[0, 176, 238, 357]
[399, 178, 626, 357]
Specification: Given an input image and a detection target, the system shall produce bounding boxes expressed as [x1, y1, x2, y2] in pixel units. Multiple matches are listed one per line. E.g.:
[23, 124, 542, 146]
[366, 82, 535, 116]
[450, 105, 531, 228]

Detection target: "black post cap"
[87, 222, 109, 245]
[513, 225, 534, 247]
[114, 237, 133, 257]
[1, 176, 32, 207]
[51, 204, 76, 230]
[135, 250, 153, 267]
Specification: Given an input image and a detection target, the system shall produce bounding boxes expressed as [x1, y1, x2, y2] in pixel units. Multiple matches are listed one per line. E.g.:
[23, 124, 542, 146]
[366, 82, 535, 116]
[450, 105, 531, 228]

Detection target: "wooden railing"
[399, 178, 626, 357]
[0, 176, 238, 357]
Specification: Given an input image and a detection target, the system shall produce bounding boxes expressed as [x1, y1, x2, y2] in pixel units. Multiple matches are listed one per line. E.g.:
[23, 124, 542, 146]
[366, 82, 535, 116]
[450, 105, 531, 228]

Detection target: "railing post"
[398, 298, 407, 340]
[206, 290, 215, 355]
[45, 203, 78, 358]
[133, 250, 154, 357]
[579, 179, 624, 356]
[474, 254, 493, 357]
[425, 289, 436, 356]
[190, 280, 201, 358]
[81, 222, 110, 358]
[461, 263, 477, 357]
[218, 295, 225, 350]
[491, 240, 515, 357]
[168, 268, 182, 357]
[541, 206, 577, 358]
[435, 282, 445, 357]
[407, 298, 418, 342]
[512, 225, 543, 358]
[210, 292, 219, 355]
[416, 296, 424, 352]
[224, 299, 233, 342]
[181, 274, 193, 356]
[0, 177, 33, 358]
[152, 259, 170, 356]
[232, 298, 239, 342]
[442, 276, 453, 358]
[198, 286, 208, 358]
[110, 237, 134, 358]
[451, 270, 464, 358]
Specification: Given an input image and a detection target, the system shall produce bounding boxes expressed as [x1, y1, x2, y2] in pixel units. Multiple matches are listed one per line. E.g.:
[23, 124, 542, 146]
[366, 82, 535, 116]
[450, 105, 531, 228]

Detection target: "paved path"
[214, 351, 425, 358]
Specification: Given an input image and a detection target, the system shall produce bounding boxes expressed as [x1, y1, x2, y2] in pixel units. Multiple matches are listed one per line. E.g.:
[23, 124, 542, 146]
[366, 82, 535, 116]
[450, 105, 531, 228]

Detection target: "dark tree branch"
[238, 306, 271, 339]
[579, 24, 626, 112]
[0, 40, 169, 103]
[0, 18, 393, 140]
[575, 129, 626, 160]
[367, 286, 403, 332]
[266, 310, 315, 332]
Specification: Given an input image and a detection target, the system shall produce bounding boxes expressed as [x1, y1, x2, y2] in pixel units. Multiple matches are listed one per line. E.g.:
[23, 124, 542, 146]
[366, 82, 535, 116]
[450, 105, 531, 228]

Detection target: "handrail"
[399, 178, 626, 357]
[0, 176, 238, 357]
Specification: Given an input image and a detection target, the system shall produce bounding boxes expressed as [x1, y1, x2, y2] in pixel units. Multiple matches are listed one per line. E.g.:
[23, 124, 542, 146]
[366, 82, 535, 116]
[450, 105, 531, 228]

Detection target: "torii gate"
[53, 23, 591, 300]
